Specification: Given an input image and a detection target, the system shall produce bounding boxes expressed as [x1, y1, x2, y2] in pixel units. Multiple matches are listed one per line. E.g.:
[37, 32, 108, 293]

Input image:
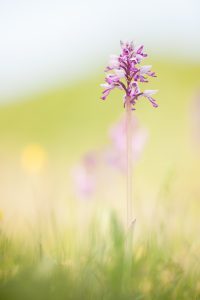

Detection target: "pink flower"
[143, 90, 158, 108]
[104, 116, 148, 171]
[72, 117, 148, 198]
[101, 41, 158, 109]
[72, 153, 98, 199]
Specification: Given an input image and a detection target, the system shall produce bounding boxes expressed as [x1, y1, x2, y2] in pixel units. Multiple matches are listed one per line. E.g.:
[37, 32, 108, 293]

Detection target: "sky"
[0, 0, 199, 101]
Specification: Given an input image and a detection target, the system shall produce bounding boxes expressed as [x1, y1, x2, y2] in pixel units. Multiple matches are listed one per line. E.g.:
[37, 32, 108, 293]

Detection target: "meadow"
[0, 58, 200, 299]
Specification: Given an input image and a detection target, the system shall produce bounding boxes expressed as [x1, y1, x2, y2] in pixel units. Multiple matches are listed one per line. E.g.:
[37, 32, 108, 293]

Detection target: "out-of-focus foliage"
[0, 214, 200, 300]
[0, 59, 200, 299]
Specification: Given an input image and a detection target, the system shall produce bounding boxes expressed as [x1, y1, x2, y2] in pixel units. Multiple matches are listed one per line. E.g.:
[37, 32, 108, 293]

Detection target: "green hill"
[0, 60, 199, 180]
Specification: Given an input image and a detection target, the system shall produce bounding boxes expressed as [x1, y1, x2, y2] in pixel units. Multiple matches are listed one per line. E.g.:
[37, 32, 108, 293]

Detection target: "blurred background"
[0, 1, 200, 298]
[0, 0, 200, 224]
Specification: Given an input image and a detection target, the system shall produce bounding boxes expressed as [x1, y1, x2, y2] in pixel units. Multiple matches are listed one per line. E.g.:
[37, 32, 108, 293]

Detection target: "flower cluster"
[101, 41, 158, 109]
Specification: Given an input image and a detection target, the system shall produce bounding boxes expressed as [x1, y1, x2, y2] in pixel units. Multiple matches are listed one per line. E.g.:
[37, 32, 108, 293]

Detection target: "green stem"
[126, 96, 132, 229]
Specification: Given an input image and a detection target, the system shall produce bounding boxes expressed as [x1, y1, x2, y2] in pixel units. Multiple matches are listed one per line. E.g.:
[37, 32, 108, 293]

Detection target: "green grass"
[0, 214, 200, 300]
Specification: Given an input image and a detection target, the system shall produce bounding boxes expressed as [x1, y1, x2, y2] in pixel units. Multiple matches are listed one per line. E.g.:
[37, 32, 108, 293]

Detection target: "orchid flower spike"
[100, 41, 158, 109]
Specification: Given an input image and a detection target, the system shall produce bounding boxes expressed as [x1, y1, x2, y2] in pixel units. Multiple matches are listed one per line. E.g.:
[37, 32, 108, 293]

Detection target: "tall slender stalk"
[100, 40, 158, 229]
[126, 97, 132, 229]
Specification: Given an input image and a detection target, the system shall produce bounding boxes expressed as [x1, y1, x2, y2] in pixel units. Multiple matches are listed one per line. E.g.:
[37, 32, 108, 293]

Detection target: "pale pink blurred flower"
[72, 152, 98, 199]
[72, 117, 147, 199]
[104, 115, 148, 171]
